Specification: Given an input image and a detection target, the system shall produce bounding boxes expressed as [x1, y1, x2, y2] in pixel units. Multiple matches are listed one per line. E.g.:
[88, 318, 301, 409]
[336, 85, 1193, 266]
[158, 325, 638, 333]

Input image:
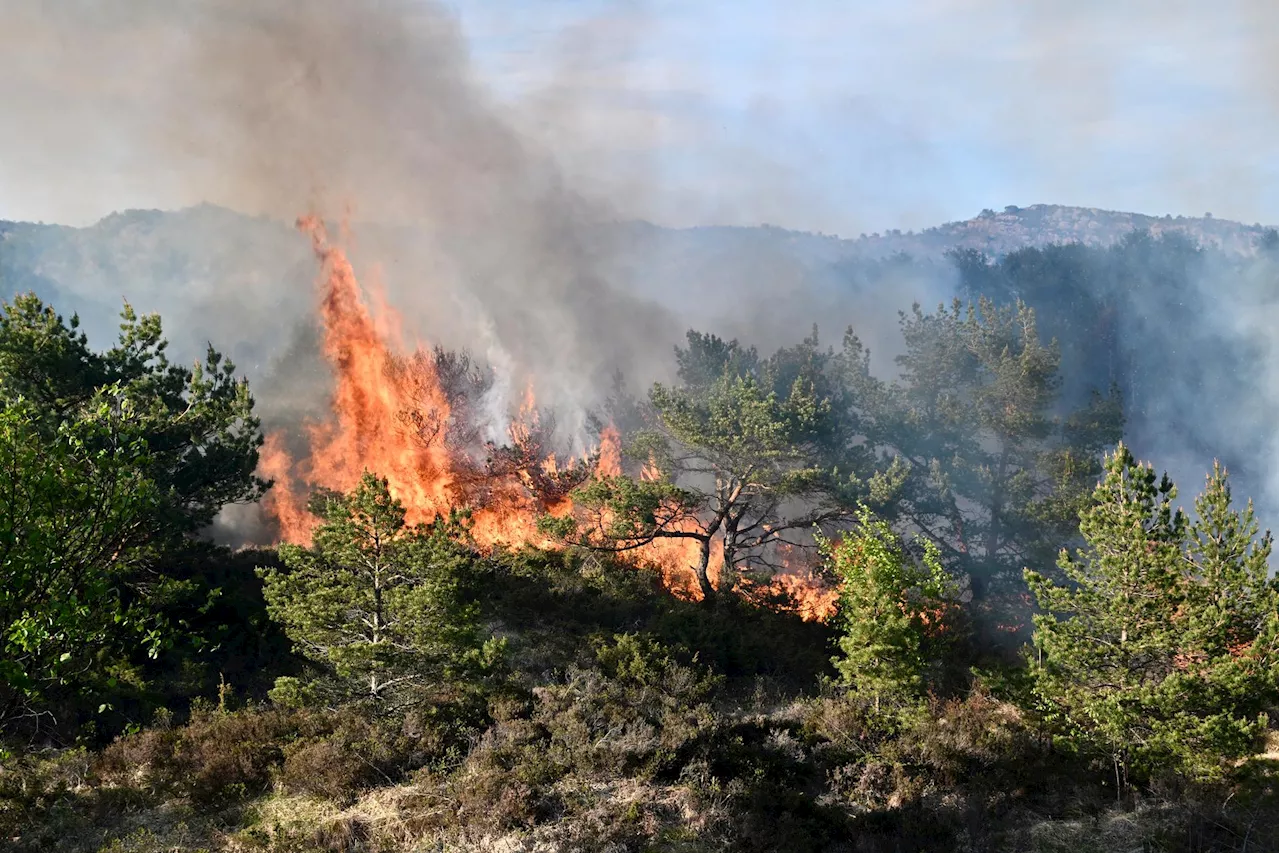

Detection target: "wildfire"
[260, 214, 839, 621]
[262, 215, 582, 550]
[751, 541, 839, 622]
[765, 572, 840, 623]
[596, 424, 622, 479]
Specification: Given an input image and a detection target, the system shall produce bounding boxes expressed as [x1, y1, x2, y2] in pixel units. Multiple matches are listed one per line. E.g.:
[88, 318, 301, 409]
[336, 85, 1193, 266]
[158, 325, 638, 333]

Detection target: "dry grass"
[214, 776, 706, 853]
[1012, 801, 1194, 853]
[1262, 729, 1278, 762]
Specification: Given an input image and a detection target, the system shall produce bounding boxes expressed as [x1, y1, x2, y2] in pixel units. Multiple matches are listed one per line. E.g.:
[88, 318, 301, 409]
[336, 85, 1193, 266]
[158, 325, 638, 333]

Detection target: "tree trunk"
[985, 445, 1010, 561]
[694, 536, 715, 602]
[722, 518, 738, 596]
[371, 556, 383, 702]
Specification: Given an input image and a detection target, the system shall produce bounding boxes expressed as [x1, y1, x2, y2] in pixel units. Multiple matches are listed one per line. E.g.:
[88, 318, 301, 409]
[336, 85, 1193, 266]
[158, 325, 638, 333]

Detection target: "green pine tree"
[827, 506, 962, 709]
[259, 473, 495, 711]
[845, 298, 1122, 592]
[1026, 444, 1277, 787]
[0, 293, 265, 533]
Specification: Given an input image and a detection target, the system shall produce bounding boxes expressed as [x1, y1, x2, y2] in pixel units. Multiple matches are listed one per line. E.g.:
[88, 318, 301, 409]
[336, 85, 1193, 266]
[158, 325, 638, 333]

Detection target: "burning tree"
[546, 330, 895, 601]
[260, 216, 600, 551]
[262, 218, 854, 619]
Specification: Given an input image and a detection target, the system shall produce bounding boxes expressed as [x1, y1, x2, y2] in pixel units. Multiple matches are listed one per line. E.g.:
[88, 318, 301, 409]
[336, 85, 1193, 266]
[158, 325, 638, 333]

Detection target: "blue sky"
[0, 0, 1273, 235]
[446, 0, 1278, 234]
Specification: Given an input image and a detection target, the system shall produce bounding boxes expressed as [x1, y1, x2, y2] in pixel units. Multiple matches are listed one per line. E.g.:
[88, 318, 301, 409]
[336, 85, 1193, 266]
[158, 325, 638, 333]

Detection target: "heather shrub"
[428, 633, 722, 835]
[277, 709, 466, 805]
[0, 748, 96, 841]
[534, 633, 721, 779]
[96, 706, 303, 804]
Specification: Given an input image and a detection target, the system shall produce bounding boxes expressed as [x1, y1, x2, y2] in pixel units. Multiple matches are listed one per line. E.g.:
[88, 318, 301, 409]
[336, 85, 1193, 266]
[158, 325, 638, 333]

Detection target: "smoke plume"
[0, 0, 1272, 547]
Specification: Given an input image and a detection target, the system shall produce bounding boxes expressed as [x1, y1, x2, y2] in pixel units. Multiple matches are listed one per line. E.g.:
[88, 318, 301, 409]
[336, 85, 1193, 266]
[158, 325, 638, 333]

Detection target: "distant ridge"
[2, 202, 1272, 273]
[848, 203, 1274, 259]
[0, 201, 1272, 368]
[631, 203, 1274, 264]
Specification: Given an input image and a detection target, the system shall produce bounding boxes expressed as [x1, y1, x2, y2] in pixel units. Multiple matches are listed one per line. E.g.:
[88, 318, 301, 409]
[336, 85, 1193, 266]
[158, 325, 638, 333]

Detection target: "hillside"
[1, 202, 1271, 373]
[844, 203, 1272, 258]
[617, 203, 1272, 269]
[0, 205, 313, 377]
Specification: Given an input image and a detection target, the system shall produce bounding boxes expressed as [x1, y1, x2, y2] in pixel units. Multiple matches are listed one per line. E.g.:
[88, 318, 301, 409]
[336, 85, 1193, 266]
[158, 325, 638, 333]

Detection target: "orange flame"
[261, 214, 839, 621]
[596, 424, 622, 479]
[263, 215, 588, 550]
[259, 432, 314, 542]
[766, 572, 840, 623]
[737, 542, 838, 622]
[634, 529, 724, 602]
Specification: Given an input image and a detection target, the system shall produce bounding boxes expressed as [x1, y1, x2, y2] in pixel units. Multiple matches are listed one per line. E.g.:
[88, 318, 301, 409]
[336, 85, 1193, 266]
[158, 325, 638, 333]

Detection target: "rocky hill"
[662, 203, 1272, 263]
[2, 202, 1269, 371]
[851, 203, 1271, 258]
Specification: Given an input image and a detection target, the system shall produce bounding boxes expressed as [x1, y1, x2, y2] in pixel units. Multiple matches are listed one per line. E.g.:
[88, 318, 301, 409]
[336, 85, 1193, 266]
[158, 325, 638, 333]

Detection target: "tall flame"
[261, 214, 838, 621]
[595, 424, 622, 479]
[264, 215, 576, 549]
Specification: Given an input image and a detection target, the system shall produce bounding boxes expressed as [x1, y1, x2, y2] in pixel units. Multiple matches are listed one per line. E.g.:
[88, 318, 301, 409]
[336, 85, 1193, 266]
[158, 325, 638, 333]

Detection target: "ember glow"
[261, 214, 838, 621]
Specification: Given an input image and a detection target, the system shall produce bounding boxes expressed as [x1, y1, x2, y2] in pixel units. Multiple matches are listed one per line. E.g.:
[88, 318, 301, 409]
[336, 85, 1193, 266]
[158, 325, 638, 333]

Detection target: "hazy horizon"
[5, 200, 1276, 242]
[0, 0, 1274, 233]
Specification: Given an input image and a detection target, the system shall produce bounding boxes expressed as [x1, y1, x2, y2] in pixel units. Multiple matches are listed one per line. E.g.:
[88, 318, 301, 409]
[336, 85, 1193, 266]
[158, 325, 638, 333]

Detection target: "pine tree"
[1026, 444, 1277, 786]
[258, 473, 493, 711]
[841, 297, 1122, 618]
[0, 293, 265, 533]
[0, 294, 264, 728]
[550, 329, 887, 601]
[827, 507, 962, 708]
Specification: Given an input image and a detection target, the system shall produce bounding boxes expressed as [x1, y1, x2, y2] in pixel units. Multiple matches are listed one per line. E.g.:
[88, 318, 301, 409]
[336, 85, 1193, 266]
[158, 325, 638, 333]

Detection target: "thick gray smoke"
[1122, 241, 1280, 540]
[157, 0, 684, 430]
[0, 0, 1271, 546]
[0, 1, 641, 432]
[0, 0, 943, 430]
